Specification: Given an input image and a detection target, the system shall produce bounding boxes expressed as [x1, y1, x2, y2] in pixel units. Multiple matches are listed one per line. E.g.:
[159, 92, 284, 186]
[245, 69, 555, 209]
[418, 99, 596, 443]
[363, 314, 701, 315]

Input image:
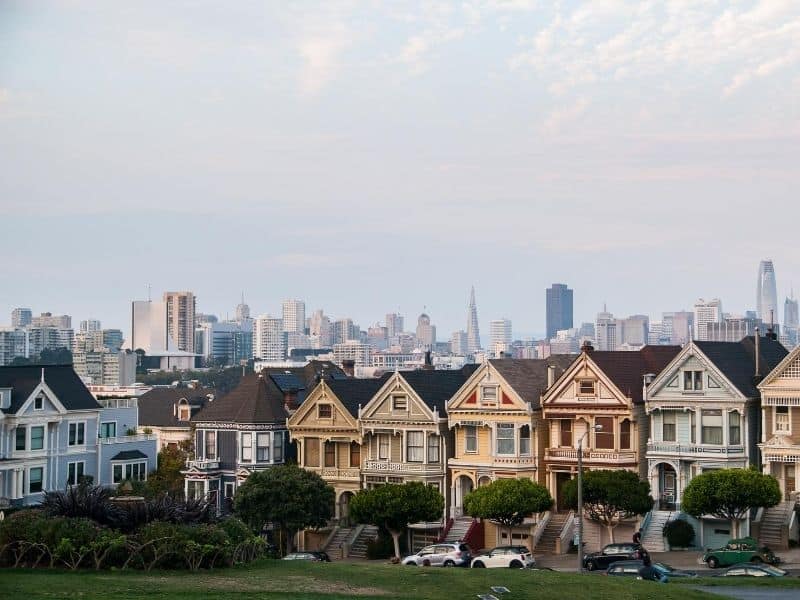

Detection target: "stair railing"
[322, 526, 339, 552]
[555, 512, 575, 555]
[532, 511, 552, 551]
[436, 518, 454, 543]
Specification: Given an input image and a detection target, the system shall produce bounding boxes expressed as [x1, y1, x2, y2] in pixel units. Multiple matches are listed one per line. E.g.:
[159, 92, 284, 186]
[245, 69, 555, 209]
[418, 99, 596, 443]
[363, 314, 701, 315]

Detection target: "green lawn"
[0, 559, 759, 600]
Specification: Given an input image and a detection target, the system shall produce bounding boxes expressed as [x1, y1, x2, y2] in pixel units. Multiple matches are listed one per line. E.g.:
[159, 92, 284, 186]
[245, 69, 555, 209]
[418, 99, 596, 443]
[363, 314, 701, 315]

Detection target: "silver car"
[401, 543, 472, 567]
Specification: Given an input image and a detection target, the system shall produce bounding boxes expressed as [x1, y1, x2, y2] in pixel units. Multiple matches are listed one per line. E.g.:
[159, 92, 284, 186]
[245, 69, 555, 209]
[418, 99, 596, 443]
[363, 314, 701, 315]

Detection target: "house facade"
[183, 372, 290, 513]
[96, 395, 157, 488]
[137, 386, 214, 451]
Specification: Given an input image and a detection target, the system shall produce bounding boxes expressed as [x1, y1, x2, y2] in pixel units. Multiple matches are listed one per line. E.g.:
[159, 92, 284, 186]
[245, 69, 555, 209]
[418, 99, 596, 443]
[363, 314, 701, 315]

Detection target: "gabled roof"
[588, 346, 682, 404]
[260, 360, 345, 406]
[325, 373, 392, 417]
[489, 356, 575, 409]
[192, 373, 288, 424]
[399, 366, 479, 413]
[138, 387, 215, 428]
[0, 365, 101, 414]
[695, 336, 788, 398]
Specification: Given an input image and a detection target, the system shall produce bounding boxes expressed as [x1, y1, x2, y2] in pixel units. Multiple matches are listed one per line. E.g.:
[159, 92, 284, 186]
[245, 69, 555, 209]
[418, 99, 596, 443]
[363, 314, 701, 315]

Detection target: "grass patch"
[0, 560, 745, 600]
[675, 576, 800, 589]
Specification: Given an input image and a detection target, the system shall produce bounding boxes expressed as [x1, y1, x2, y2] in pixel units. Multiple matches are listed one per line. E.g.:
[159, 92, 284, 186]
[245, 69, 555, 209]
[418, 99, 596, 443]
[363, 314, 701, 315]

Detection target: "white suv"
[401, 543, 472, 567]
[470, 545, 535, 569]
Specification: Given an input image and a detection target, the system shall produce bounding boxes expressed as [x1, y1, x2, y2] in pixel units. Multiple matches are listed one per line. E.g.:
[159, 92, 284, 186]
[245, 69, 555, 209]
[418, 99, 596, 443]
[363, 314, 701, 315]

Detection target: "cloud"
[298, 24, 351, 95]
[542, 97, 590, 134]
[397, 26, 465, 75]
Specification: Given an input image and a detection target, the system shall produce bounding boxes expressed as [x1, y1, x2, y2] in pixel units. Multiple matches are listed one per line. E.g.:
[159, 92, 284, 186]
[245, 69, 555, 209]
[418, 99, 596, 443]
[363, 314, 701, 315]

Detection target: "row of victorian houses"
[173, 336, 800, 554]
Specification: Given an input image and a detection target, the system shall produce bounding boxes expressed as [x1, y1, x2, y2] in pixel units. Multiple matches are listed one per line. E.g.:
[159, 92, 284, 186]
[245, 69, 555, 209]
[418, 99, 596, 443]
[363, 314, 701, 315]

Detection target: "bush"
[663, 519, 695, 548]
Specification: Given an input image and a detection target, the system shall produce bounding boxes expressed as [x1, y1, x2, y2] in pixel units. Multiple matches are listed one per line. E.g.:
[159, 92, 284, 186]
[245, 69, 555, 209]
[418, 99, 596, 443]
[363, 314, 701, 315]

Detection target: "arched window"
[729, 411, 741, 445]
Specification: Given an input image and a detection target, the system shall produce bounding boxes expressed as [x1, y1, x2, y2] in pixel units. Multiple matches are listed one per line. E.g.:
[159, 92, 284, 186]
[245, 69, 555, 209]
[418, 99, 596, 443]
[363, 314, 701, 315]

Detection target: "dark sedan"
[717, 563, 788, 578]
[606, 560, 697, 580]
[583, 543, 649, 571]
[282, 552, 329, 562]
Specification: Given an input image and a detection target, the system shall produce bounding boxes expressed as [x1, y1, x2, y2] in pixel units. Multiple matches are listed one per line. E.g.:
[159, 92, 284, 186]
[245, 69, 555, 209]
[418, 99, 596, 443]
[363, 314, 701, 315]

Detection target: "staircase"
[758, 501, 795, 550]
[641, 511, 674, 552]
[445, 517, 474, 543]
[323, 526, 352, 560]
[349, 525, 379, 559]
[536, 513, 571, 554]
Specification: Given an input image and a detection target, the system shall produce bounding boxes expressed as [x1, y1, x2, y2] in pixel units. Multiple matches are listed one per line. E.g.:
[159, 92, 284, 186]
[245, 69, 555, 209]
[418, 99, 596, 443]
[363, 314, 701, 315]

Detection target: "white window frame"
[30, 425, 45, 451]
[112, 461, 148, 483]
[378, 434, 390, 460]
[480, 386, 498, 405]
[406, 431, 424, 463]
[662, 411, 677, 442]
[775, 406, 790, 434]
[241, 432, 253, 462]
[68, 421, 86, 447]
[729, 411, 742, 445]
[256, 432, 271, 462]
[27, 466, 45, 494]
[496, 423, 515, 455]
[519, 425, 531, 456]
[34, 395, 44, 411]
[427, 434, 440, 463]
[273, 431, 284, 463]
[67, 461, 85, 486]
[204, 429, 217, 459]
[100, 421, 117, 439]
[465, 425, 478, 453]
[683, 370, 703, 391]
[577, 379, 596, 397]
[391, 395, 408, 411]
[701, 409, 723, 445]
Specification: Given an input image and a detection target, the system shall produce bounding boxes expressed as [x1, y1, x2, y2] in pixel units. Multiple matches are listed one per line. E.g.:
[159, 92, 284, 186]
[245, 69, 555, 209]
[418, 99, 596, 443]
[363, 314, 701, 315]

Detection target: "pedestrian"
[632, 529, 642, 545]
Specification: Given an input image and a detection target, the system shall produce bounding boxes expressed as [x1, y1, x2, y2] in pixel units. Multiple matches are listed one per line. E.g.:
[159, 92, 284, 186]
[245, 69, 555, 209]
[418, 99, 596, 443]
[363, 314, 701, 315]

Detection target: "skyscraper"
[386, 313, 404, 338]
[80, 319, 102, 333]
[757, 260, 779, 327]
[466, 286, 481, 352]
[595, 308, 617, 351]
[450, 330, 468, 355]
[164, 291, 196, 353]
[693, 298, 723, 341]
[235, 293, 250, 322]
[416, 313, 436, 348]
[489, 319, 512, 356]
[253, 315, 286, 361]
[282, 299, 306, 334]
[546, 284, 574, 339]
[11, 308, 32, 328]
[785, 292, 799, 330]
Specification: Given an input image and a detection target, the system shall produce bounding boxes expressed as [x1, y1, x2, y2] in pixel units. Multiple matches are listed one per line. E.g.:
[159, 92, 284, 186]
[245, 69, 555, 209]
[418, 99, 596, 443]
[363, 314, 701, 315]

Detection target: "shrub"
[42, 484, 127, 529]
[366, 532, 407, 560]
[663, 519, 695, 548]
[219, 517, 254, 545]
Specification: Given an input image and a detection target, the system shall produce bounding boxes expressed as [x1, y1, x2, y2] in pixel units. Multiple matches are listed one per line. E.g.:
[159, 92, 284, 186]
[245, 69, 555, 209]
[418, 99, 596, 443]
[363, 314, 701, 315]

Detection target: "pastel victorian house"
[183, 371, 290, 513]
[446, 357, 574, 549]
[644, 336, 786, 549]
[541, 344, 680, 550]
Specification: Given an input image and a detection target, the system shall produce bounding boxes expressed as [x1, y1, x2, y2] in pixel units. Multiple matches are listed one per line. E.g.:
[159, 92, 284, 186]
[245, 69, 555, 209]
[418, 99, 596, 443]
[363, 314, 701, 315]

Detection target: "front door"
[556, 472, 572, 512]
[785, 464, 795, 501]
[663, 471, 676, 508]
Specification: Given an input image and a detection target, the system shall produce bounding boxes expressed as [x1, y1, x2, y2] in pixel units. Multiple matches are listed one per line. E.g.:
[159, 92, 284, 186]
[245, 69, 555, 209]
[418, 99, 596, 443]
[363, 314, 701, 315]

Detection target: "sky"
[1, 1, 799, 339]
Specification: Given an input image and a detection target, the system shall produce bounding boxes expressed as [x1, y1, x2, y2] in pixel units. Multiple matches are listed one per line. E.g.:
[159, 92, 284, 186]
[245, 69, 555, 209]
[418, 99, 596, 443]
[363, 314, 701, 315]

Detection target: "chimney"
[342, 360, 355, 377]
[754, 327, 761, 377]
[284, 388, 299, 412]
[581, 340, 594, 354]
[422, 351, 434, 371]
[547, 364, 556, 389]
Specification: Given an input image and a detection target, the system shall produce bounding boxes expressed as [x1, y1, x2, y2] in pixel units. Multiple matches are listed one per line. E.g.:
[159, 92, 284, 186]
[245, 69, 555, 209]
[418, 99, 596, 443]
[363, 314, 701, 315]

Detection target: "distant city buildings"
[282, 299, 306, 335]
[450, 330, 468, 355]
[164, 291, 196, 353]
[253, 315, 286, 361]
[466, 286, 481, 352]
[11, 308, 32, 328]
[757, 259, 779, 326]
[386, 313, 404, 339]
[546, 284, 573, 339]
[693, 298, 723, 341]
[415, 313, 436, 349]
[489, 318, 512, 357]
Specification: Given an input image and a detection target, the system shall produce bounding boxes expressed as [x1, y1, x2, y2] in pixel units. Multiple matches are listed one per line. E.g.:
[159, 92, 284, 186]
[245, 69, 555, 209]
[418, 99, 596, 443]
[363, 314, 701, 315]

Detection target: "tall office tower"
[706, 315, 763, 342]
[130, 300, 167, 353]
[466, 286, 481, 352]
[450, 330, 468, 355]
[163, 291, 196, 353]
[648, 322, 665, 345]
[0, 327, 29, 365]
[282, 299, 306, 334]
[11, 308, 32, 328]
[662, 311, 694, 346]
[386, 313, 404, 338]
[489, 319, 512, 352]
[80, 319, 102, 333]
[620, 315, 649, 347]
[595, 308, 617, 351]
[31, 312, 72, 329]
[416, 313, 437, 348]
[546, 284, 574, 339]
[693, 298, 723, 341]
[332, 318, 357, 344]
[253, 315, 286, 361]
[235, 293, 250, 322]
[757, 260, 779, 327]
[784, 293, 798, 330]
[309, 309, 332, 348]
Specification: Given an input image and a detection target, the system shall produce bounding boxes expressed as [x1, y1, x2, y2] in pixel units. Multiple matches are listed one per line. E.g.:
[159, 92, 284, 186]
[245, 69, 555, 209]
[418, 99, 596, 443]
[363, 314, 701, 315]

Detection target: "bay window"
[16, 427, 25, 451]
[30, 426, 45, 451]
[378, 434, 390, 460]
[427, 435, 440, 463]
[559, 420, 572, 447]
[465, 426, 477, 453]
[729, 411, 741, 445]
[595, 417, 615, 449]
[775, 407, 790, 433]
[519, 425, 531, 455]
[256, 433, 270, 461]
[273, 432, 283, 463]
[350, 442, 360, 467]
[620, 419, 631, 449]
[496, 423, 515, 455]
[28, 467, 43, 493]
[241, 432, 253, 461]
[407, 431, 424, 462]
[701, 409, 723, 445]
[324, 442, 336, 467]
[662, 411, 676, 442]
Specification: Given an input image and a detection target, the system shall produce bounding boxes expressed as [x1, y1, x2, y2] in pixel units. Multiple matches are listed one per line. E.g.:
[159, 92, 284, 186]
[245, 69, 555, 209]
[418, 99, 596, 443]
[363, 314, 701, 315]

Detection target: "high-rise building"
[163, 291, 196, 353]
[80, 319, 102, 333]
[27, 326, 74, 355]
[332, 340, 372, 368]
[662, 311, 694, 346]
[332, 318, 358, 344]
[450, 330, 468, 355]
[620, 314, 649, 347]
[31, 312, 72, 329]
[693, 298, 723, 341]
[785, 293, 799, 330]
[706, 315, 764, 342]
[757, 260, 779, 327]
[130, 300, 167, 353]
[0, 327, 29, 365]
[282, 299, 306, 334]
[489, 319, 512, 356]
[253, 315, 286, 361]
[309, 309, 332, 348]
[595, 307, 617, 351]
[416, 313, 436, 348]
[73, 349, 136, 386]
[235, 293, 250, 322]
[11, 308, 32, 328]
[386, 313, 404, 338]
[466, 286, 481, 352]
[546, 284, 574, 339]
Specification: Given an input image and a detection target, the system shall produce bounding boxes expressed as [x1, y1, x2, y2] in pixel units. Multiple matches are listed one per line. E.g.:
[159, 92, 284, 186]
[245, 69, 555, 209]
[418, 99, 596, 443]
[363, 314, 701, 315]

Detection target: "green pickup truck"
[701, 537, 780, 568]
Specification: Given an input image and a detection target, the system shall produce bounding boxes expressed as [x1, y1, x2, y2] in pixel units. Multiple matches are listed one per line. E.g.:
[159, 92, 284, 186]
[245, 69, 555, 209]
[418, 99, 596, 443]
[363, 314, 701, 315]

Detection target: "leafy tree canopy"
[464, 478, 553, 530]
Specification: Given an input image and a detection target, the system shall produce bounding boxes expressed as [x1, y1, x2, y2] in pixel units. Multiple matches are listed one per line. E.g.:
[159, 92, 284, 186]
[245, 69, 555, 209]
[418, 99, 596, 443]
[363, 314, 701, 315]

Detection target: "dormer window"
[392, 395, 408, 411]
[178, 399, 190, 421]
[683, 371, 703, 391]
[481, 386, 497, 404]
[318, 404, 332, 419]
[578, 380, 595, 396]
[34, 395, 44, 410]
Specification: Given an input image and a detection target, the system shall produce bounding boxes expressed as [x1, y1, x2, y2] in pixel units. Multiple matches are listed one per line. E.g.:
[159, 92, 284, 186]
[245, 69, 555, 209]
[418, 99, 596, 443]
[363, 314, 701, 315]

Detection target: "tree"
[144, 444, 191, 498]
[682, 468, 781, 538]
[563, 470, 653, 543]
[463, 478, 553, 541]
[349, 482, 443, 560]
[233, 464, 334, 555]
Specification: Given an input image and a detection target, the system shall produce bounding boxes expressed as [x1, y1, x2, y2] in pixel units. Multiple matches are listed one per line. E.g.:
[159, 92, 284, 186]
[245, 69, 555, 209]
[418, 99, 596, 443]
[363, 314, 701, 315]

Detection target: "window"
[178, 403, 191, 421]
[350, 442, 360, 467]
[318, 404, 332, 419]
[662, 412, 676, 442]
[273, 432, 283, 463]
[407, 431, 424, 462]
[392, 395, 407, 411]
[241, 433, 253, 461]
[427, 435, 440, 463]
[729, 411, 741, 445]
[113, 464, 123, 483]
[465, 425, 478, 453]
[257, 433, 270, 462]
[683, 371, 703, 391]
[28, 467, 43, 493]
[701, 409, 723, 445]
[560, 420, 572, 447]
[34, 395, 43, 410]
[123, 462, 147, 481]
[578, 380, 595, 396]
[496, 423, 515, 455]
[481, 387, 497, 404]
[100, 422, 116, 438]
[690, 410, 697, 443]
[324, 442, 336, 467]
[378, 434, 390, 460]
[519, 425, 531, 455]
[30, 426, 44, 450]
[68, 422, 85, 446]
[15, 427, 26, 451]
[204, 430, 216, 459]
[620, 420, 631, 449]
[305, 437, 320, 467]
[775, 407, 790, 433]
[67, 461, 85, 486]
[595, 417, 615, 449]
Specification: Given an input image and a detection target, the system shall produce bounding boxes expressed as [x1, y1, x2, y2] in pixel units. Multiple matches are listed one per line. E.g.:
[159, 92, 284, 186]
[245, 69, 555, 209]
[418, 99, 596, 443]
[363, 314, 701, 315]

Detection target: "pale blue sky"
[1, 1, 798, 338]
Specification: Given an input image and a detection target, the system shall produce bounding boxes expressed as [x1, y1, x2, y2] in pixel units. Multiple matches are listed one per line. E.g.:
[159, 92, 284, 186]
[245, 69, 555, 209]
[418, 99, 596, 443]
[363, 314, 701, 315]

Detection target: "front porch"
[0, 466, 27, 508]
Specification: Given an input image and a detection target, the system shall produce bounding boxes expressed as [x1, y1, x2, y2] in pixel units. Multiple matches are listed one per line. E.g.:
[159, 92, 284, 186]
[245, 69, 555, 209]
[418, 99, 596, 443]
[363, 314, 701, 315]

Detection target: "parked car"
[282, 552, 327, 561]
[470, 546, 535, 569]
[606, 560, 697, 580]
[401, 543, 472, 567]
[701, 537, 780, 569]
[716, 563, 788, 577]
[308, 551, 331, 562]
[583, 543, 649, 571]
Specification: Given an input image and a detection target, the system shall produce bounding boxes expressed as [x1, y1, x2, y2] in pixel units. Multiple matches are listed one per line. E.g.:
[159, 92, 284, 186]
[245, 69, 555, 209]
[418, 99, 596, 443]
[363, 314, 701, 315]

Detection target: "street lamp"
[577, 423, 603, 574]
